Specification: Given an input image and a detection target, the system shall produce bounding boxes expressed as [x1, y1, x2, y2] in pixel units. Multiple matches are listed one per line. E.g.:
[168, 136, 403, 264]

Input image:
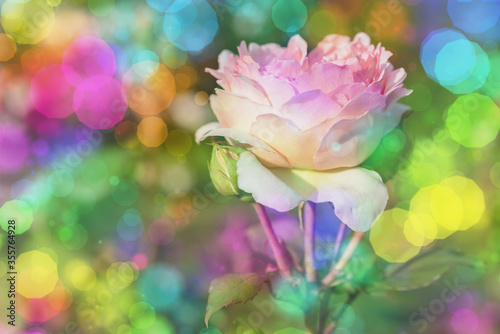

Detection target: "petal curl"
[249, 113, 335, 169]
[280, 90, 341, 130]
[210, 89, 278, 132]
[195, 123, 290, 167]
[314, 103, 410, 170]
[237, 152, 388, 231]
[294, 63, 353, 94]
[330, 82, 386, 120]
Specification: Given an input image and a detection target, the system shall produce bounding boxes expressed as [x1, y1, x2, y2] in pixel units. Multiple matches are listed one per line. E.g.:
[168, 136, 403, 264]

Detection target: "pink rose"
[197, 33, 411, 231]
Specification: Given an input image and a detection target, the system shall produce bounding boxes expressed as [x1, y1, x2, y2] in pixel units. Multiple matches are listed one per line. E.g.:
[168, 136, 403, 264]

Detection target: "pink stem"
[253, 203, 292, 280]
[332, 223, 346, 263]
[304, 201, 317, 282]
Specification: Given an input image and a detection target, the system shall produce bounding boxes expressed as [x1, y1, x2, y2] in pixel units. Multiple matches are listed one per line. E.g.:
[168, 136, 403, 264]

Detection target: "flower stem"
[332, 223, 346, 263]
[321, 232, 364, 286]
[253, 203, 292, 280]
[304, 201, 317, 282]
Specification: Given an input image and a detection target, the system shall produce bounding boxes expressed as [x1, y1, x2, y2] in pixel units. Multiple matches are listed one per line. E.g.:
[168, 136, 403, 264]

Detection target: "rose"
[197, 33, 411, 232]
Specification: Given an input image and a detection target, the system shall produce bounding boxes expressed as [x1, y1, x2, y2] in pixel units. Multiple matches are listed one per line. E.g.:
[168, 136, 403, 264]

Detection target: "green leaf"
[381, 248, 480, 291]
[205, 274, 264, 326]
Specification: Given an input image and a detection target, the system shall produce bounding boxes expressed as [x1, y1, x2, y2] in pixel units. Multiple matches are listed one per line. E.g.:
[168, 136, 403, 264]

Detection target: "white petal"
[195, 122, 220, 144]
[237, 152, 388, 231]
[237, 152, 305, 212]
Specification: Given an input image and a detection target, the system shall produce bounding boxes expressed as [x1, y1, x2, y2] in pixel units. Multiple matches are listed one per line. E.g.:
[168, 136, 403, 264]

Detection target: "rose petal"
[265, 60, 302, 80]
[385, 68, 407, 93]
[248, 42, 283, 66]
[237, 152, 388, 231]
[329, 82, 386, 119]
[386, 86, 412, 108]
[210, 89, 278, 131]
[215, 74, 270, 105]
[257, 75, 297, 108]
[195, 122, 220, 144]
[328, 83, 368, 106]
[237, 152, 304, 212]
[218, 50, 233, 71]
[247, 35, 308, 66]
[250, 113, 335, 169]
[337, 91, 386, 119]
[280, 90, 341, 129]
[314, 103, 410, 170]
[309, 34, 352, 64]
[195, 123, 290, 167]
[282, 35, 308, 64]
[294, 63, 353, 94]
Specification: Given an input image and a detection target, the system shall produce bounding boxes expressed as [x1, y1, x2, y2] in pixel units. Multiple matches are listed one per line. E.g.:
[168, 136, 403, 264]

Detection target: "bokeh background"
[0, 0, 499, 333]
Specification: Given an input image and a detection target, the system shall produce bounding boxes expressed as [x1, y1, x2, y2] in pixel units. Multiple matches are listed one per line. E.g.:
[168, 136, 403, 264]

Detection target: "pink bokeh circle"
[30, 64, 75, 119]
[62, 36, 116, 88]
[0, 125, 29, 173]
[73, 77, 127, 130]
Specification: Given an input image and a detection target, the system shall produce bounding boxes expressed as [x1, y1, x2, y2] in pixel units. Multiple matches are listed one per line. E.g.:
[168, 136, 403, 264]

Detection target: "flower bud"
[209, 144, 249, 198]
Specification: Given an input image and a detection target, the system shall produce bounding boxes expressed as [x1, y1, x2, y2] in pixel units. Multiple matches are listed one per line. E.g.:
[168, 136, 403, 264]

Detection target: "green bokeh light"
[47, 171, 75, 197]
[129, 302, 156, 329]
[112, 179, 139, 206]
[82, 158, 109, 185]
[272, 0, 307, 32]
[57, 223, 88, 250]
[0, 200, 33, 234]
[88, 0, 115, 16]
[382, 129, 407, 153]
[445, 93, 500, 148]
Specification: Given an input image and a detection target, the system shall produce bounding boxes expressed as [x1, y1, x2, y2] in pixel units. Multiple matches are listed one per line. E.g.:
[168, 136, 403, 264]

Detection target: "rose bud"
[209, 144, 253, 201]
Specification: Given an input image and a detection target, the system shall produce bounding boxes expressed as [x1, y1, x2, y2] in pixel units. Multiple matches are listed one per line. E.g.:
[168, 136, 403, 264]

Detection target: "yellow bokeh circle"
[409, 176, 484, 240]
[1, 0, 55, 45]
[17, 250, 58, 298]
[70, 265, 97, 291]
[106, 261, 139, 290]
[370, 208, 421, 263]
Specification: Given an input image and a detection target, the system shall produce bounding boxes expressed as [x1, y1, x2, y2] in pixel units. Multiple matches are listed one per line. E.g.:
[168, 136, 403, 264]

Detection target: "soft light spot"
[370, 208, 421, 263]
[129, 302, 156, 329]
[137, 117, 168, 147]
[122, 63, 175, 116]
[1, 0, 55, 44]
[114, 120, 139, 148]
[164, 129, 192, 157]
[0, 33, 16, 61]
[446, 93, 500, 148]
[272, 0, 307, 32]
[17, 251, 58, 298]
[70, 265, 96, 291]
[30, 64, 75, 118]
[0, 200, 33, 234]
